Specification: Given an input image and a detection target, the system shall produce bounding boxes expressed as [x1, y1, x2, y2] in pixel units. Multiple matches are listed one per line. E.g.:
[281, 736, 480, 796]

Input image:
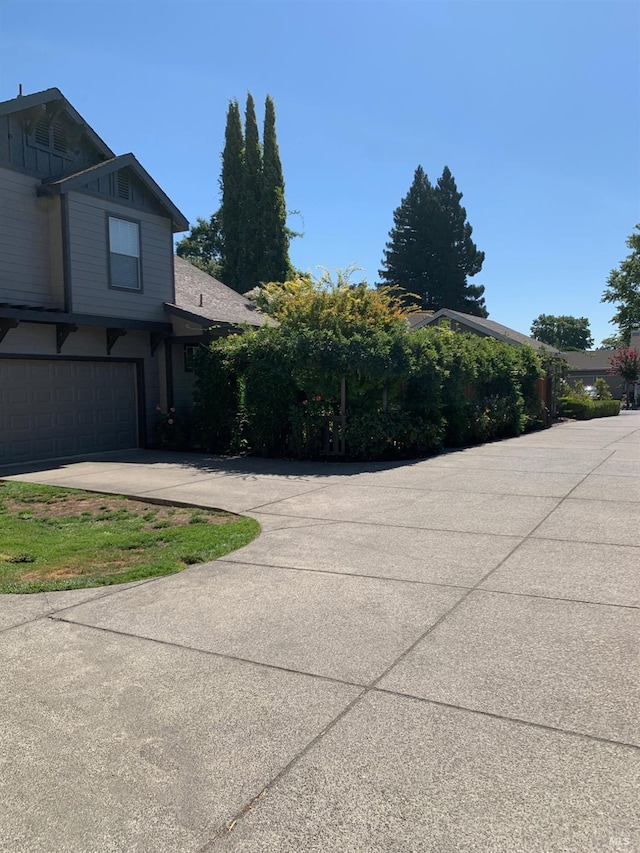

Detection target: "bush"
[191, 322, 548, 460]
[558, 396, 620, 420]
[595, 377, 612, 400]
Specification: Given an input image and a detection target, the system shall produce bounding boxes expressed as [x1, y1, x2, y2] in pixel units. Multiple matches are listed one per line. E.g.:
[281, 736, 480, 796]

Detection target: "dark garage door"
[0, 359, 138, 466]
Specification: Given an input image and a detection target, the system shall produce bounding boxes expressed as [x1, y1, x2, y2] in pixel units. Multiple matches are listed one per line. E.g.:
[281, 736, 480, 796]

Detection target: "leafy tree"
[530, 314, 594, 350]
[379, 165, 487, 316]
[601, 224, 640, 345]
[261, 95, 291, 284]
[219, 99, 244, 291]
[609, 347, 640, 401]
[175, 212, 223, 278]
[247, 268, 412, 335]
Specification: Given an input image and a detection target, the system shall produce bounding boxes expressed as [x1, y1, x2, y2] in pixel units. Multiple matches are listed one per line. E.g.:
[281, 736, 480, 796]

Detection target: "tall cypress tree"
[219, 100, 244, 292]
[432, 166, 486, 317]
[379, 165, 487, 316]
[241, 93, 263, 291]
[179, 93, 294, 292]
[261, 94, 290, 283]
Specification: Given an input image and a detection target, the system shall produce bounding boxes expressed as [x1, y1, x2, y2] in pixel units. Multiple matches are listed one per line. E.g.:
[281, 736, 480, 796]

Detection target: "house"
[563, 329, 640, 400]
[411, 308, 561, 355]
[561, 350, 622, 398]
[0, 87, 269, 467]
[410, 308, 561, 415]
[168, 256, 275, 410]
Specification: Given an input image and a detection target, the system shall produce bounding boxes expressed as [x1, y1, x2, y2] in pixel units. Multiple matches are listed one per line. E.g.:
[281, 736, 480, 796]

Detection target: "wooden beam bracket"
[106, 327, 126, 355]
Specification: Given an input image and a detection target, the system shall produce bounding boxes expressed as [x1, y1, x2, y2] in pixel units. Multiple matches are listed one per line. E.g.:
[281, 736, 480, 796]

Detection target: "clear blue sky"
[1, 0, 638, 345]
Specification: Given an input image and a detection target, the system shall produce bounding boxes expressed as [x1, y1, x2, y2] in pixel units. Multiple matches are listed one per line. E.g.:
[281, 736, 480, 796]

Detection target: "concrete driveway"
[1, 413, 639, 852]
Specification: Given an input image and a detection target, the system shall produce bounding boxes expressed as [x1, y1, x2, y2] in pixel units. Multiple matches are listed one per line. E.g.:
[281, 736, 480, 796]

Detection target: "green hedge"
[192, 325, 547, 460]
[558, 396, 621, 420]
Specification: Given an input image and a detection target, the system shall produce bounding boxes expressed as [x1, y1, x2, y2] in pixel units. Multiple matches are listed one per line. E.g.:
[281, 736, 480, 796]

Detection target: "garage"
[0, 358, 139, 466]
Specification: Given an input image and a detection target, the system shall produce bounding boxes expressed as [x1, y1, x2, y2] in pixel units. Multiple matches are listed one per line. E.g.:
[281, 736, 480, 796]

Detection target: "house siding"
[171, 342, 197, 412]
[67, 191, 174, 320]
[0, 166, 60, 307]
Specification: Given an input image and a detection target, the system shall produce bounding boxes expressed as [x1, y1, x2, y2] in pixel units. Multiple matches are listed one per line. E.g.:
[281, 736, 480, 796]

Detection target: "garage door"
[0, 359, 138, 466]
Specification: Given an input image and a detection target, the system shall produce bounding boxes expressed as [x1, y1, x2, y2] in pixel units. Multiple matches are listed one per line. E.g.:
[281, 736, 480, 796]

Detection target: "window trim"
[106, 213, 143, 293]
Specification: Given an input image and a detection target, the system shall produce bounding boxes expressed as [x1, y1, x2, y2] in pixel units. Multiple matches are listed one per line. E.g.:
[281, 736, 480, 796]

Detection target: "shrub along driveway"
[1, 412, 639, 852]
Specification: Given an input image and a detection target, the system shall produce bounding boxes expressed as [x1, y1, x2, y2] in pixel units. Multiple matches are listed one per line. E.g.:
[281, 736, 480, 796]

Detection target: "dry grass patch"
[0, 481, 259, 594]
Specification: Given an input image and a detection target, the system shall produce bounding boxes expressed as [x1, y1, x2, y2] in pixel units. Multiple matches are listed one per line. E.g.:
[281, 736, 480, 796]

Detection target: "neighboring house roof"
[39, 153, 189, 233]
[167, 256, 276, 329]
[0, 87, 115, 160]
[414, 308, 561, 354]
[561, 350, 614, 372]
[405, 310, 434, 329]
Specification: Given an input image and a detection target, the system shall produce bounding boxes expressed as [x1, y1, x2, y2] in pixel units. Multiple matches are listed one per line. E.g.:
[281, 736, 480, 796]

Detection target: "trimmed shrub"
[558, 396, 620, 420]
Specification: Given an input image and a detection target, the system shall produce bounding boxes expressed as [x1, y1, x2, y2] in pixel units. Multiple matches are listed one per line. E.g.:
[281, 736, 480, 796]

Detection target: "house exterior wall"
[566, 369, 624, 399]
[67, 191, 175, 320]
[170, 342, 198, 412]
[0, 109, 105, 180]
[0, 166, 62, 307]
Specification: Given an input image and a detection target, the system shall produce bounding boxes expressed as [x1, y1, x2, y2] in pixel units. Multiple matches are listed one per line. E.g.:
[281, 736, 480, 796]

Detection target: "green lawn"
[0, 481, 259, 594]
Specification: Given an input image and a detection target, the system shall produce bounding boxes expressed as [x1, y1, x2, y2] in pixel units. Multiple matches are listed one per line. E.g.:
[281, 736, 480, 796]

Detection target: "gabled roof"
[167, 256, 276, 329]
[561, 349, 614, 371]
[38, 153, 189, 232]
[0, 87, 115, 160]
[415, 308, 561, 354]
[405, 310, 434, 329]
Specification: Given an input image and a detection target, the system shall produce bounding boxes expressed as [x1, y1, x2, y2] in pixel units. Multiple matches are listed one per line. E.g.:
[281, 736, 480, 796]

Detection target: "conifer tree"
[219, 100, 244, 291]
[379, 166, 440, 309]
[261, 95, 290, 283]
[379, 165, 487, 316]
[241, 93, 263, 291]
[179, 93, 294, 292]
[432, 166, 486, 316]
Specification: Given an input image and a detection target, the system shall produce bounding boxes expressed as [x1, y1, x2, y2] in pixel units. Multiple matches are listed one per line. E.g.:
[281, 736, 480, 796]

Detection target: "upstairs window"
[108, 216, 141, 290]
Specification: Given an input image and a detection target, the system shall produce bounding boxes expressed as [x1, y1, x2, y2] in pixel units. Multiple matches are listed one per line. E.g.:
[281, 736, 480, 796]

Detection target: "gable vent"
[34, 119, 50, 147]
[117, 172, 131, 200]
[52, 124, 67, 153]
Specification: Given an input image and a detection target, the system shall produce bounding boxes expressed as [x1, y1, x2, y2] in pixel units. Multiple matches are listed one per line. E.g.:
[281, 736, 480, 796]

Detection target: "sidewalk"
[1, 413, 639, 852]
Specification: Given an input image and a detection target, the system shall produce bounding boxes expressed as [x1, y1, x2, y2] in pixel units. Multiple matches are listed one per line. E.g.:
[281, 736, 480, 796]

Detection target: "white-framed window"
[108, 216, 141, 290]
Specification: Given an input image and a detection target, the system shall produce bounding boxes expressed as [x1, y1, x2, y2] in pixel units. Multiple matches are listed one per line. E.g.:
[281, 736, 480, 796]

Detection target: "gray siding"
[0, 166, 62, 307]
[4, 111, 104, 180]
[67, 191, 174, 320]
[171, 342, 197, 412]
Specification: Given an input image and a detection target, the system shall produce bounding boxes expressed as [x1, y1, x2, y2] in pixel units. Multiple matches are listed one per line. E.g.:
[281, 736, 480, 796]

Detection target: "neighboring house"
[411, 308, 561, 355]
[0, 87, 269, 466]
[167, 256, 275, 410]
[411, 308, 561, 415]
[561, 350, 622, 399]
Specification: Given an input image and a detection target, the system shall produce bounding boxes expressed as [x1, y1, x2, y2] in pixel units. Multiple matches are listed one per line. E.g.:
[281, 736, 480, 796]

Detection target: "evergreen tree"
[432, 167, 486, 316]
[379, 166, 441, 310]
[219, 100, 244, 291]
[241, 93, 263, 291]
[379, 165, 487, 316]
[262, 95, 290, 283]
[178, 93, 294, 292]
